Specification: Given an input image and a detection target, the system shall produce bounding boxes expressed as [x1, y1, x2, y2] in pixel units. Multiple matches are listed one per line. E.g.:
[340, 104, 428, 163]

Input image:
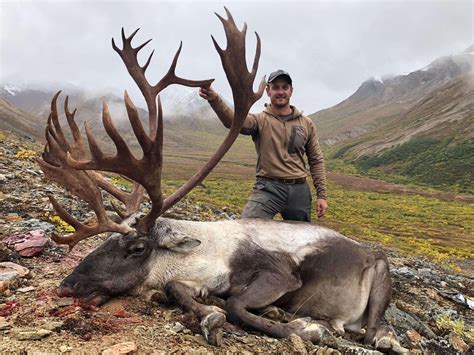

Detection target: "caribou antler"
[161, 8, 266, 211]
[38, 8, 264, 244]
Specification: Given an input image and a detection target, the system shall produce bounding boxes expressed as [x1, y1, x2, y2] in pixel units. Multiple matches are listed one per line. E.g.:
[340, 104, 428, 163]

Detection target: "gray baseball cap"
[267, 70, 292, 85]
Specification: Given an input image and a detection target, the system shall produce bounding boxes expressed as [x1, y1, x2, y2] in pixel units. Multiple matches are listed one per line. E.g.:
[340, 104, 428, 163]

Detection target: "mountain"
[0, 83, 256, 180]
[0, 97, 43, 139]
[0, 84, 225, 136]
[311, 46, 473, 146]
[311, 46, 473, 192]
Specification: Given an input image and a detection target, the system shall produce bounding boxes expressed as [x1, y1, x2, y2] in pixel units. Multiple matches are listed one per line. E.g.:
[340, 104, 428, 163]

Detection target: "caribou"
[37, 9, 406, 353]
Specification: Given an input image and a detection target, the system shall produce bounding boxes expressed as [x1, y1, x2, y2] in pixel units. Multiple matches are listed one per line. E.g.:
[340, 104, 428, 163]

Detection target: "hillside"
[311, 47, 473, 192]
[0, 98, 43, 139]
[311, 47, 473, 146]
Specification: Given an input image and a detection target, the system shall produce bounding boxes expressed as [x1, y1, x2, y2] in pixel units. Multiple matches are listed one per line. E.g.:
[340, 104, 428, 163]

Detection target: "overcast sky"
[1, 0, 472, 113]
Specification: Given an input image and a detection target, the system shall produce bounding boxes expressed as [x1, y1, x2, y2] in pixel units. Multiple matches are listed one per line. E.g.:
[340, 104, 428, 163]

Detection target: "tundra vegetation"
[160, 179, 473, 267]
[327, 136, 474, 194]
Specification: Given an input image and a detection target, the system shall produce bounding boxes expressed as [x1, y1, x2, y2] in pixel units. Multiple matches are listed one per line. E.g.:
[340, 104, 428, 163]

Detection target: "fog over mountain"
[1, 0, 472, 113]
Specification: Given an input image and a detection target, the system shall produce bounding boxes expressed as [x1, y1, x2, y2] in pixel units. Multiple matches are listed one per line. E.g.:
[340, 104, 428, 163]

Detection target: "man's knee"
[241, 200, 275, 219]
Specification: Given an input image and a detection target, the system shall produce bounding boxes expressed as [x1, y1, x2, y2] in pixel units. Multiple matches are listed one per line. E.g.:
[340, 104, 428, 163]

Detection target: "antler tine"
[112, 27, 214, 137]
[160, 8, 266, 213]
[64, 96, 86, 160]
[94, 178, 145, 219]
[50, 91, 71, 152]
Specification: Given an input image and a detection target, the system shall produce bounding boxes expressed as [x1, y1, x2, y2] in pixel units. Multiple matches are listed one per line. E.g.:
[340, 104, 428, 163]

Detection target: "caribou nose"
[57, 274, 81, 297]
[56, 285, 75, 297]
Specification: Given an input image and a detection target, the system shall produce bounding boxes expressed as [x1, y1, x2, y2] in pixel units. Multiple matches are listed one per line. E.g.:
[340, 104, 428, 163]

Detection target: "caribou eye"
[129, 242, 146, 255]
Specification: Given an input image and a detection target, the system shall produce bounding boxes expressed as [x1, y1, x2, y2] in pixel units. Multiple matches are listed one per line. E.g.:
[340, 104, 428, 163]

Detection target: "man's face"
[266, 78, 293, 108]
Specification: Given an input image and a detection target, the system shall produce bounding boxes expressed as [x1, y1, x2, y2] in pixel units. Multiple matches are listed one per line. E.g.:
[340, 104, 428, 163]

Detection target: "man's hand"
[199, 85, 218, 102]
[316, 198, 328, 218]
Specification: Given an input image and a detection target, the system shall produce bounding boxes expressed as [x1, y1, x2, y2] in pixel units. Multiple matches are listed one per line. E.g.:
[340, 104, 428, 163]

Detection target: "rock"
[60, 345, 73, 353]
[0, 316, 11, 330]
[14, 329, 52, 340]
[55, 297, 75, 307]
[395, 300, 426, 318]
[183, 334, 209, 347]
[392, 266, 417, 280]
[447, 333, 468, 353]
[0, 262, 30, 291]
[3, 230, 50, 257]
[310, 347, 341, 355]
[0, 245, 9, 262]
[0, 262, 30, 278]
[0, 280, 9, 292]
[406, 329, 422, 348]
[14, 230, 49, 257]
[16, 286, 35, 293]
[236, 336, 255, 345]
[288, 334, 308, 354]
[18, 219, 55, 232]
[102, 342, 138, 355]
[171, 321, 186, 333]
[384, 304, 436, 339]
[42, 321, 64, 331]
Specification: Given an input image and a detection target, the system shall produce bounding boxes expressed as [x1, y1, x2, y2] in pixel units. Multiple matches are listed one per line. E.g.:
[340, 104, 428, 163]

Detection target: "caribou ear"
[159, 236, 201, 253]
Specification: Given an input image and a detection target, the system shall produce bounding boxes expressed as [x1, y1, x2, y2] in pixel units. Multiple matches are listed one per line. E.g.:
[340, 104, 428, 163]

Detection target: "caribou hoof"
[200, 311, 226, 346]
[372, 325, 409, 355]
[290, 318, 335, 345]
[260, 305, 288, 321]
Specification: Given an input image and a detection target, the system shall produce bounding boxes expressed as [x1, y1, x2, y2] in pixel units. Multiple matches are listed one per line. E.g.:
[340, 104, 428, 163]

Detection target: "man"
[199, 70, 328, 221]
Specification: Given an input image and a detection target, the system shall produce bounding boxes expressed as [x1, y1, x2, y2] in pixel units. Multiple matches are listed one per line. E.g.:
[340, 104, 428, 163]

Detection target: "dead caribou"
[37, 9, 406, 353]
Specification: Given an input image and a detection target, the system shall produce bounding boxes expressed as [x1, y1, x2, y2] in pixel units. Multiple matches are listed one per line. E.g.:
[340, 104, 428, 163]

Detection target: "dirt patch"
[328, 172, 474, 203]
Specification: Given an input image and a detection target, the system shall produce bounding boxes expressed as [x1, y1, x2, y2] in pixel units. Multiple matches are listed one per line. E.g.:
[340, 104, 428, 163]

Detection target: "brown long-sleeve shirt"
[210, 96, 327, 199]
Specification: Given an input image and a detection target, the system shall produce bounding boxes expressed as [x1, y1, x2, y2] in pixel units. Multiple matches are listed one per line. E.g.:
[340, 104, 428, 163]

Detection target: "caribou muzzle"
[57, 273, 111, 306]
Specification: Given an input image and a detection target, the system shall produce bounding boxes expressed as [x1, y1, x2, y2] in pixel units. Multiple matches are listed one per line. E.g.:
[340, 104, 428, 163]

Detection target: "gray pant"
[242, 178, 312, 222]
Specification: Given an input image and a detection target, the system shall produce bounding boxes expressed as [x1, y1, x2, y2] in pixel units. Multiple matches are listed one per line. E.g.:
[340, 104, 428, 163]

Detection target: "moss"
[49, 215, 75, 233]
[15, 149, 37, 160]
[436, 313, 474, 343]
[326, 137, 474, 193]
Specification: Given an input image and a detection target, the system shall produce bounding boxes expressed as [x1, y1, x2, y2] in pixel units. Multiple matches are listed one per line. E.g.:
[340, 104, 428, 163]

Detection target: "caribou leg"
[164, 281, 226, 346]
[225, 273, 335, 344]
[364, 257, 408, 354]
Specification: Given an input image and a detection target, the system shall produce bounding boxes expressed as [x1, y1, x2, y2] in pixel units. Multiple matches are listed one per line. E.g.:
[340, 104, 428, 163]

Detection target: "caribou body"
[37, 9, 405, 353]
[58, 218, 402, 351]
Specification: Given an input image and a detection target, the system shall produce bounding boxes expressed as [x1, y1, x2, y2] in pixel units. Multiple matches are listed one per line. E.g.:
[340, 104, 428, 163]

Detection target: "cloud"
[1, 0, 472, 113]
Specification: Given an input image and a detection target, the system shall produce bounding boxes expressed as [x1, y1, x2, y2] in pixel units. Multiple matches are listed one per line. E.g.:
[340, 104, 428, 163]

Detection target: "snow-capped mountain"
[311, 46, 473, 146]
